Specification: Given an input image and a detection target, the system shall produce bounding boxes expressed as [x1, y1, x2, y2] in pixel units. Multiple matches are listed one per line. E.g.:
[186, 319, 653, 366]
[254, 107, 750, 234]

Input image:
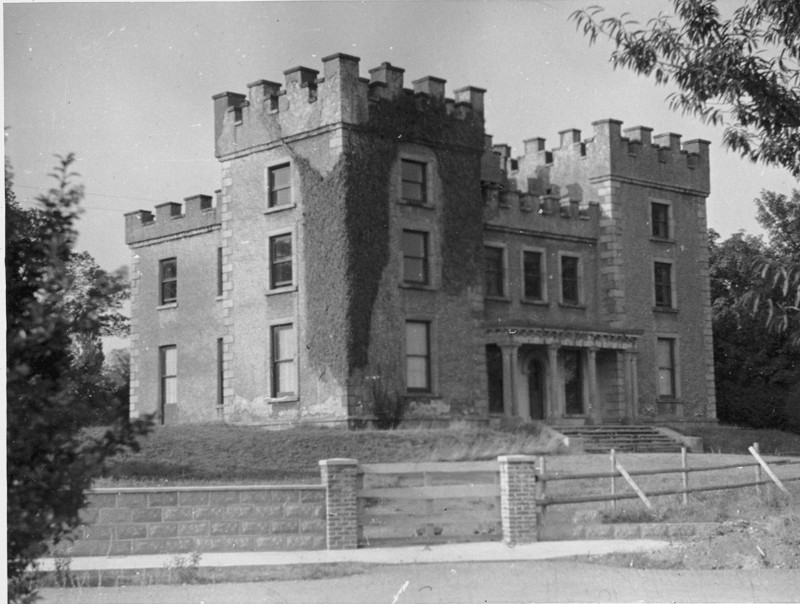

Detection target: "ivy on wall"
[298, 93, 486, 389]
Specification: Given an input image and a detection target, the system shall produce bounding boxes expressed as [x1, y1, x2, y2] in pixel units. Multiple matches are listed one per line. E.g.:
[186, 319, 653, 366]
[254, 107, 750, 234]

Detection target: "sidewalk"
[38, 538, 672, 572]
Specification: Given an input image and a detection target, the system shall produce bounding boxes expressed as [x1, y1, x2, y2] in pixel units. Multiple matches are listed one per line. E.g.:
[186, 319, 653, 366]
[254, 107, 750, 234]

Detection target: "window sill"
[264, 203, 296, 215]
[485, 295, 511, 303]
[266, 286, 297, 296]
[157, 302, 178, 310]
[404, 391, 440, 399]
[397, 201, 435, 211]
[650, 237, 675, 245]
[653, 306, 679, 314]
[270, 396, 299, 404]
[558, 302, 586, 310]
[521, 298, 549, 307]
[215, 295, 224, 301]
[400, 282, 437, 292]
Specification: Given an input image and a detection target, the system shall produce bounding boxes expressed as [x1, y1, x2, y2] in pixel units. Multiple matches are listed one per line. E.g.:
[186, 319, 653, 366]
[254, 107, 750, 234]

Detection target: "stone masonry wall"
[63, 486, 326, 556]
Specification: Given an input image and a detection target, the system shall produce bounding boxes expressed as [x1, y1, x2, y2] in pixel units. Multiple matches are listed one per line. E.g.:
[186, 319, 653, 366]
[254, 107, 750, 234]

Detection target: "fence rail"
[536, 443, 800, 512]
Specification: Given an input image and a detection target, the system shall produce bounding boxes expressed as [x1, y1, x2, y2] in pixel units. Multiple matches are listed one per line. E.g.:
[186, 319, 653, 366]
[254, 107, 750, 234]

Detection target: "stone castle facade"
[125, 53, 716, 428]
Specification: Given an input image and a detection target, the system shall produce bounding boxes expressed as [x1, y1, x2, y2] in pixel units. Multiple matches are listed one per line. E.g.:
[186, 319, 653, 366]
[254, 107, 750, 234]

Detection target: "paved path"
[36, 539, 672, 571]
[38, 560, 800, 603]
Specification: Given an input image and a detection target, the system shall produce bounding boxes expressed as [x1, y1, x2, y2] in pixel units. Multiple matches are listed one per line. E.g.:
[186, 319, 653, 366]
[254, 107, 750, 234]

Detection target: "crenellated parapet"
[125, 193, 221, 245]
[213, 53, 487, 159]
[495, 119, 710, 198]
[482, 185, 600, 238]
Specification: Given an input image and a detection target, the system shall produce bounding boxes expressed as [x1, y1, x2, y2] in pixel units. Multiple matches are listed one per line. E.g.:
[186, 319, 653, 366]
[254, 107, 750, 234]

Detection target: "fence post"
[610, 449, 617, 512]
[754, 442, 762, 498]
[499, 455, 538, 544]
[749, 445, 790, 496]
[319, 458, 359, 550]
[681, 447, 689, 506]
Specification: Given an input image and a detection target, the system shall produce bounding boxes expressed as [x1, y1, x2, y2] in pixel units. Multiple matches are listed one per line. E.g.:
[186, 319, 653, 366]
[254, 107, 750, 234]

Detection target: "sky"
[4, 0, 799, 277]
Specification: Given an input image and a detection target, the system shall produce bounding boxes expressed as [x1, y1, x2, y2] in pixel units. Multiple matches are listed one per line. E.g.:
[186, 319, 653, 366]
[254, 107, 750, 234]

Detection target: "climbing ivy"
[298, 93, 485, 388]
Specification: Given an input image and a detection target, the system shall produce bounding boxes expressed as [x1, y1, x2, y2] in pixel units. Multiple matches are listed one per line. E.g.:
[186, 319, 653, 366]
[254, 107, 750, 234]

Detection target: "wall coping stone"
[319, 459, 358, 467]
[497, 455, 537, 463]
[90, 485, 324, 494]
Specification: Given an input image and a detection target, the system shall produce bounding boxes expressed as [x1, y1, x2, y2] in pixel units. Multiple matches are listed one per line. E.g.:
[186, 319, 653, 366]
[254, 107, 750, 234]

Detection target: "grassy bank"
[678, 424, 800, 455]
[97, 423, 566, 486]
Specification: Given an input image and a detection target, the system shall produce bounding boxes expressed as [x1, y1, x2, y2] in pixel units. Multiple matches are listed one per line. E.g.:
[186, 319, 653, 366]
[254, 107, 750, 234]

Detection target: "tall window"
[159, 346, 177, 423]
[268, 163, 291, 208]
[486, 344, 504, 414]
[402, 230, 429, 285]
[405, 321, 431, 392]
[654, 262, 673, 308]
[651, 202, 670, 239]
[160, 258, 177, 305]
[657, 338, 677, 398]
[269, 234, 293, 289]
[271, 324, 296, 397]
[523, 250, 544, 300]
[560, 255, 580, 304]
[217, 338, 224, 407]
[217, 247, 223, 296]
[563, 349, 584, 415]
[401, 159, 426, 204]
[484, 246, 505, 297]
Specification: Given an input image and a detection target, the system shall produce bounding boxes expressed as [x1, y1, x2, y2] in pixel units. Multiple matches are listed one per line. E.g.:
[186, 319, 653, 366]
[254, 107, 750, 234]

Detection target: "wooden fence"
[537, 443, 800, 515]
[357, 461, 501, 546]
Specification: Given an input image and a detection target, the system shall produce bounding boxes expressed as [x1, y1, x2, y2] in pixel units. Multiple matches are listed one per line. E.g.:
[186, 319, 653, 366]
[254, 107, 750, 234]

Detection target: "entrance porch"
[485, 325, 640, 425]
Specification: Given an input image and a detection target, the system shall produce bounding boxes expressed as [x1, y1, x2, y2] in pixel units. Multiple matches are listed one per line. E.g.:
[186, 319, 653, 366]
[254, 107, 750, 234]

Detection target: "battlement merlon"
[125, 194, 220, 245]
[212, 53, 487, 159]
[505, 119, 711, 197]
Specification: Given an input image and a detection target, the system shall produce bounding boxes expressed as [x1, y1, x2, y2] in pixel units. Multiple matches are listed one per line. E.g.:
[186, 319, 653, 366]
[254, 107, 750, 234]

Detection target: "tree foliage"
[571, 0, 800, 176]
[5, 155, 151, 602]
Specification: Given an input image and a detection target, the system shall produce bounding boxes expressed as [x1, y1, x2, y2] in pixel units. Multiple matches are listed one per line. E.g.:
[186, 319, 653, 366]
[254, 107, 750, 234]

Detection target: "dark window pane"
[484, 247, 504, 297]
[654, 262, 673, 307]
[563, 350, 583, 414]
[405, 321, 430, 392]
[402, 230, 428, 284]
[269, 164, 291, 207]
[561, 256, 579, 304]
[486, 345, 504, 414]
[524, 251, 543, 299]
[401, 160, 426, 204]
[652, 203, 670, 238]
[270, 235, 293, 288]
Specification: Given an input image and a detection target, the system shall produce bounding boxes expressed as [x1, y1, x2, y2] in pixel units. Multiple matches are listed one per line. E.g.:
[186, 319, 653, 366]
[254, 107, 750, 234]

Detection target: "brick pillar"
[319, 459, 359, 549]
[498, 455, 538, 543]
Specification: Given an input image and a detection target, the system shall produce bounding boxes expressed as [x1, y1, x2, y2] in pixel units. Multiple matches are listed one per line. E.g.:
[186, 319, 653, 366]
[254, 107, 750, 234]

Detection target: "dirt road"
[37, 559, 800, 603]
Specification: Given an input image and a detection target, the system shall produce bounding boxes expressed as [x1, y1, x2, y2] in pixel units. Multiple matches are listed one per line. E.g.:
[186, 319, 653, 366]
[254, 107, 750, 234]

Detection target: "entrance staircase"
[554, 425, 685, 453]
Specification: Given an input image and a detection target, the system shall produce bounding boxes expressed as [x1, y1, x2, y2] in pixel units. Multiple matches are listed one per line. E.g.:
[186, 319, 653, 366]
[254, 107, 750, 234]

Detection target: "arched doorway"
[527, 358, 545, 420]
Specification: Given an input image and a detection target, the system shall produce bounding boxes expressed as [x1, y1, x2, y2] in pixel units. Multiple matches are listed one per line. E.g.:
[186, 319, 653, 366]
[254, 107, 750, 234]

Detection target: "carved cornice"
[485, 324, 640, 350]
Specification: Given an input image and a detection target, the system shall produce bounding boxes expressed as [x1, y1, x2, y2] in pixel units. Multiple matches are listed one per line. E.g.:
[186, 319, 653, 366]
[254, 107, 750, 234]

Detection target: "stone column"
[547, 344, 560, 420]
[587, 347, 600, 423]
[498, 455, 539, 543]
[623, 350, 639, 420]
[319, 459, 359, 549]
[500, 344, 521, 419]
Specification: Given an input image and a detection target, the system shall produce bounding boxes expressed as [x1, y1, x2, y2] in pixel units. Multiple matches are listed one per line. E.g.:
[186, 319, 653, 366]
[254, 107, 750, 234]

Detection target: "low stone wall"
[64, 485, 326, 556]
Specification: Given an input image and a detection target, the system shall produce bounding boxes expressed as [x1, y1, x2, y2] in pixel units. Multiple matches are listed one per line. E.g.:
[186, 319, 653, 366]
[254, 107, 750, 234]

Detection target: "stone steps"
[555, 425, 685, 453]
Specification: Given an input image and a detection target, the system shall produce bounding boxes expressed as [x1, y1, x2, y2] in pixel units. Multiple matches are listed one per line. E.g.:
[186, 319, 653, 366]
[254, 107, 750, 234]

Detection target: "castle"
[125, 53, 716, 428]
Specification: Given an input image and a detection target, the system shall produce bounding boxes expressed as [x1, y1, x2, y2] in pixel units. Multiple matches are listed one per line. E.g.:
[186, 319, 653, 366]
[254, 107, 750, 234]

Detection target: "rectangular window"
[268, 163, 291, 208]
[159, 346, 177, 423]
[560, 255, 580, 304]
[405, 321, 431, 392]
[401, 159, 426, 205]
[269, 234, 293, 289]
[402, 230, 429, 285]
[651, 202, 670, 239]
[654, 262, 673, 308]
[486, 344, 504, 414]
[657, 338, 677, 398]
[563, 349, 584, 415]
[217, 338, 224, 407]
[271, 324, 296, 397]
[159, 258, 177, 305]
[523, 250, 544, 300]
[217, 247, 223, 296]
[484, 246, 505, 297]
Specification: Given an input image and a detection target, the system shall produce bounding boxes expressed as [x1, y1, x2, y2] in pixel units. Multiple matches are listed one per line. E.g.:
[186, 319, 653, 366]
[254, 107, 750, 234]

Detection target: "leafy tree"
[709, 229, 800, 431]
[571, 1, 800, 342]
[571, 0, 800, 176]
[6, 155, 151, 602]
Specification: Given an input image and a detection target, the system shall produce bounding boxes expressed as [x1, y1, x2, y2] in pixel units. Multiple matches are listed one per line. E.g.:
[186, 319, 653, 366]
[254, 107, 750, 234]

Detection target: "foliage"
[709, 226, 800, 432]
[368, 377, 406, 430]
[5, 155, 151, 602]
[570, 0, 800, 176]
